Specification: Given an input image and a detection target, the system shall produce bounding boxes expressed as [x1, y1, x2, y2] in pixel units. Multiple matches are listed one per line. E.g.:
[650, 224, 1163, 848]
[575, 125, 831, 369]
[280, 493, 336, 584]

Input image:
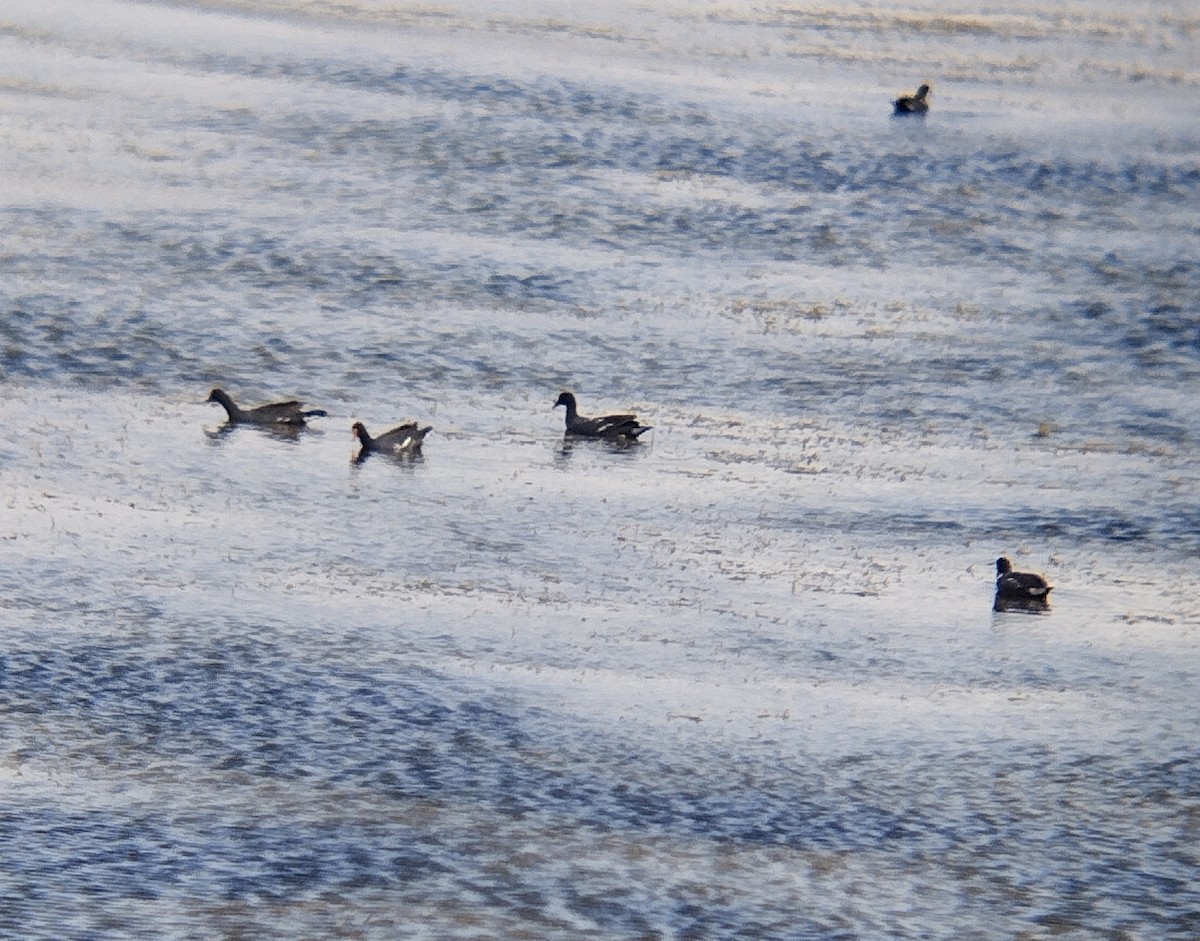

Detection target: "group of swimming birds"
[208, 83, 931, 443]
[205, 387, 650, 455]
[206, 384, 1051, 611]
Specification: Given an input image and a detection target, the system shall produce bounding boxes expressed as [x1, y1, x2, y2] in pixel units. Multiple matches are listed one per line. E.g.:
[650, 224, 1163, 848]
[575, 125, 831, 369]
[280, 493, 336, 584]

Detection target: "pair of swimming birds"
[206, 388, 651, 456]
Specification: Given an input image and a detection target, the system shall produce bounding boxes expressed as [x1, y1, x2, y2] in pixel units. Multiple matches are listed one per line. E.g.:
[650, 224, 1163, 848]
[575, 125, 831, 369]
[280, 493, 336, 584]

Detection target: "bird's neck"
[212, 391, 240, 420]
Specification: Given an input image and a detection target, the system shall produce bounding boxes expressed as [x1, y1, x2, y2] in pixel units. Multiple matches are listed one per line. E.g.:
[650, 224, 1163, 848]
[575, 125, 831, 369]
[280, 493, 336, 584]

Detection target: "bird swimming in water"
[554, 391, 651, 441]
[351, 420, 432, 461]
[893, 83, 931, 115]
[993, 556, 1053, 612]
[206, 388, 327, 426]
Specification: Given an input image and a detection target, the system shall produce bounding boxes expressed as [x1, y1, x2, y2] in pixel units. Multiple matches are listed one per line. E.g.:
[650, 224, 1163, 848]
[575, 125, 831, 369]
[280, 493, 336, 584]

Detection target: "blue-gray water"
[1, 2, 1198, 938]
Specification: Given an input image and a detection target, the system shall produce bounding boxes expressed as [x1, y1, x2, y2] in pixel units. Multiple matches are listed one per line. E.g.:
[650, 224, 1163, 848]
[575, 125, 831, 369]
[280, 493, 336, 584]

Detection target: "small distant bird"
[352, 421, 432, 459]
[994, 557, 1053, 602]
[893, 83, 931, 115]
[554, 391, 651, 441]
[206, 388, 327, 426]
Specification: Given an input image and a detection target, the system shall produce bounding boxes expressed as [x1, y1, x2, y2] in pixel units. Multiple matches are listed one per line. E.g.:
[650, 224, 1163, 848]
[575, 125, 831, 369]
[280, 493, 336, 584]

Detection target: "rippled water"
[2, 1, 1199, 938]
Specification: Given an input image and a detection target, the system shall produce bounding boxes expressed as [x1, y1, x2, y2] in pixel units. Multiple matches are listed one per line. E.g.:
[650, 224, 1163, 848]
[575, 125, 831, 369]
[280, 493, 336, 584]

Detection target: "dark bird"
[893, 83, 931, 115]
[994, 557, 1053, 611]
[352, 421, 432, 459]
[554, 392, 651, 441]
[206, 388, 327, 426]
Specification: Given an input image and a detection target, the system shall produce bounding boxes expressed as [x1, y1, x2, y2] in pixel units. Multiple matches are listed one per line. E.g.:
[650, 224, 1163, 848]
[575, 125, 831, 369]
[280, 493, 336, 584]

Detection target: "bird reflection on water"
[993, 593, 1052, 615]
[554, 433, 653, 468]
[203, 420, 313, 444]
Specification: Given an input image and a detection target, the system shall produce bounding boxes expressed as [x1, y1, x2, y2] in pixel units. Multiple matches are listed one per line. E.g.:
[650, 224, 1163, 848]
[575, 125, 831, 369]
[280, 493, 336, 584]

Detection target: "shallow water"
[1, 1, 1199, 938]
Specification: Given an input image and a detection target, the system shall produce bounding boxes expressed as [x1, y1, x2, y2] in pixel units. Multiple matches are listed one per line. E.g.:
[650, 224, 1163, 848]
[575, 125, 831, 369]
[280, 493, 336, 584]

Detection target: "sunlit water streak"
[1, 1, 1198, 938]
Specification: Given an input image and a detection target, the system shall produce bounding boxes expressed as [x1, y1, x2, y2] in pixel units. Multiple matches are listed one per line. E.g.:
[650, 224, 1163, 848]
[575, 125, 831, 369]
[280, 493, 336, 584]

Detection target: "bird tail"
[302, 409, 328, 418]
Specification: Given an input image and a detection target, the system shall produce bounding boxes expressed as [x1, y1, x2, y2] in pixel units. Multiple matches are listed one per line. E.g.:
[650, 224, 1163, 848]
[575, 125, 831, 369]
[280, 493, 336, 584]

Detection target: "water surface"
[1, 1, 1198, 938]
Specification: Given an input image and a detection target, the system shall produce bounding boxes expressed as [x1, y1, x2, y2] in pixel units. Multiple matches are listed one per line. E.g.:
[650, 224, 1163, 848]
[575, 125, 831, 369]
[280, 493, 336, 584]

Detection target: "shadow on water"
[203, 423, 322, 446]
[993, 593, 1052, 615]
[553, 434, 653, 469]
[350, 448, 426, 469]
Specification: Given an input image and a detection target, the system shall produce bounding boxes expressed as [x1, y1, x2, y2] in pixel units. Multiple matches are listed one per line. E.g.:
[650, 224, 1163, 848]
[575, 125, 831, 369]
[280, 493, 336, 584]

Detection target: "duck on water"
[893, 83, 931, 115]
[993, 556, 1053, 612]
[554, 392, 651, 442]
[206, 388, 327, 426]
[352, 421, 432, 461]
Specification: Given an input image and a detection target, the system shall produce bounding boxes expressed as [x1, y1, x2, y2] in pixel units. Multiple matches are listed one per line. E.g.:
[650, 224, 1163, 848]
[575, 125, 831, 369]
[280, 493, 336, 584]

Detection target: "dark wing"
[591, 414, 641, 437]
[998, 572, 1051, 598]
[571, 412, 648, 438]
[243, 400, 307, 424]
[377, 422, 419, 446]
[378, 422, 431, 453]
[893, 97, 927, 115]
